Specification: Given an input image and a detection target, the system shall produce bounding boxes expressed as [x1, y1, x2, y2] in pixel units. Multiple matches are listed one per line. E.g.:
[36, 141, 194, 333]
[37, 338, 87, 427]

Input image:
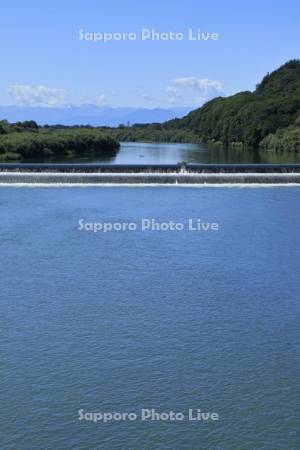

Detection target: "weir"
[0, 163, 300, 184]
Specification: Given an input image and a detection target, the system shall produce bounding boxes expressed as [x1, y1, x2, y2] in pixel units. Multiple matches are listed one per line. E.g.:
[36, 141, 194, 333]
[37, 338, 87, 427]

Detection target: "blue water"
[30, 141, 300, 164]
[0, 187, 299, 449]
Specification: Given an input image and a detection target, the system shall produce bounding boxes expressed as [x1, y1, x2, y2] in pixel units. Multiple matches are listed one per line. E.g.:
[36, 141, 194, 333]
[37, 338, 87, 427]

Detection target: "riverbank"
[0, 122, 120, 161]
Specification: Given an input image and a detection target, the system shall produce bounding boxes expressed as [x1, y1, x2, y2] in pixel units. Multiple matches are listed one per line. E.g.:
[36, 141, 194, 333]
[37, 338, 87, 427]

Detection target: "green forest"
[105, 60, 300, 153]
[0, 121, 119, 161]
[0, 60, 299, 161]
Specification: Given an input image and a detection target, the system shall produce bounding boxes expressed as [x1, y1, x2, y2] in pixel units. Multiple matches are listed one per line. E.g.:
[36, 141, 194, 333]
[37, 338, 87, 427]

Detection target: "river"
[26, 141, 300, 164]
[0, 186, 299, 449]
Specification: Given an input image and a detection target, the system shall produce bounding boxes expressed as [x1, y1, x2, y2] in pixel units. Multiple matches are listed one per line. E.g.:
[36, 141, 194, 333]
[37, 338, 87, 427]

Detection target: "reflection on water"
[27, 141, 300, 164]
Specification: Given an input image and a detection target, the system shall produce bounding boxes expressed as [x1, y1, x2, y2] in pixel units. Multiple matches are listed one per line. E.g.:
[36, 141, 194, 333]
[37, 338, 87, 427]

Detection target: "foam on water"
[1, 183, 300, 189]
[1, 171, 300, 185]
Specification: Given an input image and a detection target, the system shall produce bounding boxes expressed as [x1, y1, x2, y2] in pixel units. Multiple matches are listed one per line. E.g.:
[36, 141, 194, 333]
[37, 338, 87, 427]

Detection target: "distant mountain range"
[0, 105, 191, 127]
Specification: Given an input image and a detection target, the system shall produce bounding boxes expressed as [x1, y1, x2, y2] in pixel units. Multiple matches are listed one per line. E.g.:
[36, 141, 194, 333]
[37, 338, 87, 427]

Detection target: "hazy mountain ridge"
[0, 105, 191, 127]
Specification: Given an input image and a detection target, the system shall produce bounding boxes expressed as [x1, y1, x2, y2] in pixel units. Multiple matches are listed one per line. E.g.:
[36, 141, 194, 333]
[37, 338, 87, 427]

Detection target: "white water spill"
[1, 171, 300, 185]
[1, 183, 300, 189]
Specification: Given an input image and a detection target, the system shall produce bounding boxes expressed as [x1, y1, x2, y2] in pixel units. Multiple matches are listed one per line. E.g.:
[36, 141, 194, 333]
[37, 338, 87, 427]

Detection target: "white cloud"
[166, 86, 181, 97]
[5, 79, 224, 110]
[166, 77, 224, 106]
[165, 86, 183, 104]
[142, 93, 158, 103]
[94, 94, 107, 107]
[6, 84, 70, 107]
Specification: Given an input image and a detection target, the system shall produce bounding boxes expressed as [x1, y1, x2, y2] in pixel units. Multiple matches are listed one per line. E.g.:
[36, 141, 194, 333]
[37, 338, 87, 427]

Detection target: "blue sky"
[0, 0, 299, 109]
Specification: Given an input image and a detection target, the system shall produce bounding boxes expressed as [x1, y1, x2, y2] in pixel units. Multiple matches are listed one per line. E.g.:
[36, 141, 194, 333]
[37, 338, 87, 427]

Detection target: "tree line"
[0, 121, 119, 161]
[104, 60, 300, 153]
